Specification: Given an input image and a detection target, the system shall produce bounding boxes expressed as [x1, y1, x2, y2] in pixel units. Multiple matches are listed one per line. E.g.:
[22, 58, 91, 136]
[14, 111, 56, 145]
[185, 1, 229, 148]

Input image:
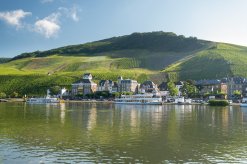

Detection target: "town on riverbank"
[1, 73, 247, 106]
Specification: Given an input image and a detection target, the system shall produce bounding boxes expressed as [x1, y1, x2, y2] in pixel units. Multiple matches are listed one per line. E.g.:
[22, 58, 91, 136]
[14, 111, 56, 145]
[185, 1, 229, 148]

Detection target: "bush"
[208, 100, 229, 106]
[0, 92, 6, 99]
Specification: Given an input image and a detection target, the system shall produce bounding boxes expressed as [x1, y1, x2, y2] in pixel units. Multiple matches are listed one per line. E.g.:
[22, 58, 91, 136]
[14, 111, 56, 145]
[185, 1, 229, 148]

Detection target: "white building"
[71, 73, 97, 96]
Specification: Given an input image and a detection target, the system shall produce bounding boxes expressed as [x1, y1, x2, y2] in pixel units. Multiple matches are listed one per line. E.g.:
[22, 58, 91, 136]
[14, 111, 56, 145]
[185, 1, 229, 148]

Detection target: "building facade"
[72, 73, 97, 96]
[117, 76, 139, 93]
[196, 79, 227, 98]
[222, 77, 246, 98]
[140, 80, 159, 93]
[97, 80, 114, 93]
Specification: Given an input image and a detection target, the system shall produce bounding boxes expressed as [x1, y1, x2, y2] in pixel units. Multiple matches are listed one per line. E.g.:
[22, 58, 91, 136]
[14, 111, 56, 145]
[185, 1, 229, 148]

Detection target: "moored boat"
[240, 98, 247, 107]
[26, 97, 60, 104]
[240, 103, 247, 107]
[26, 89, 60, 104]
[114, 93, 162, 105]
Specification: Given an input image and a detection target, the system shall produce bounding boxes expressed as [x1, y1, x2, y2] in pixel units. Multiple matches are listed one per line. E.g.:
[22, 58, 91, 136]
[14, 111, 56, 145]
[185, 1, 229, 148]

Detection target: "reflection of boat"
[114, 94, 162, 105]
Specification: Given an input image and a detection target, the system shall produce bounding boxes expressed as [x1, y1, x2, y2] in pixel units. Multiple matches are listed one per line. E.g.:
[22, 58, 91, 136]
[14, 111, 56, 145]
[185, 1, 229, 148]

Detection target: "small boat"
[240, 103, 247, 107]
[240, 98, 247, 107]
[114, 93, 162, 105]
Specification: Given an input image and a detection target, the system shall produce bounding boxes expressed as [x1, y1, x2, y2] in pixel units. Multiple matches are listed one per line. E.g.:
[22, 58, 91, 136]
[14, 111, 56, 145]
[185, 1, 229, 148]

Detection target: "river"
[0, 102, 247, 163]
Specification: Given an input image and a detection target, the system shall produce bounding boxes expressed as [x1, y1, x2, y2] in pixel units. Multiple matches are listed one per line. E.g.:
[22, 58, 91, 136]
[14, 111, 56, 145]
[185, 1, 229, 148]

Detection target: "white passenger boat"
[114, 94, 162, 105]
[26, 89, 60, 104]
[26, 97, 60, 104]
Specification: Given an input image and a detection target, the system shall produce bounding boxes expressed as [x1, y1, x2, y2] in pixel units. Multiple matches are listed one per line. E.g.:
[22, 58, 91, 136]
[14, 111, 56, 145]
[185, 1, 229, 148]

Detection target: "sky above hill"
[1, 0, 247, 57]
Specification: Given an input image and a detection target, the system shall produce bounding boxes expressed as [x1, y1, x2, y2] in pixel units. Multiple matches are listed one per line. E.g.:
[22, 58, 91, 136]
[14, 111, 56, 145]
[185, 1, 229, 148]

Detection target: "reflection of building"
[87, 106, 97, 131]
[72, 73, 97, 95]
[117, 76, 139, 93]
[60, 103, 66, 125]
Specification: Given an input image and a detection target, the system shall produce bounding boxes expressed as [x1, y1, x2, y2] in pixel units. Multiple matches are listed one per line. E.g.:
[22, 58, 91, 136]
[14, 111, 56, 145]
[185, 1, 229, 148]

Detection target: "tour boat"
[26, 89, 60, 104]
[26, 97, 60, 104]
[114, 93, 162, 105]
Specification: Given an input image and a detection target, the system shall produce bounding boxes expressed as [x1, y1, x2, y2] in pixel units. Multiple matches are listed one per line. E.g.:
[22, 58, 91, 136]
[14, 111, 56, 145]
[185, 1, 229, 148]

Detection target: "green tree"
[112, 92, 120, 98]
[50, 86, 61, 95]
[233, 90, 241, 99]
[181, 81, 198, 98]
[11, 92, 19, 98]
[0, 92, 6, 99]
[167, 81, 178, 96]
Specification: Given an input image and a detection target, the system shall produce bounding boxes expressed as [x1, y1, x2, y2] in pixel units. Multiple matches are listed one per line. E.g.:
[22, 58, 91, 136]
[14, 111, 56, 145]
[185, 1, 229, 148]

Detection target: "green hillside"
[163, 43, 247, 80]
[0, 58, 10, 64]
[1, 31, 247, 96]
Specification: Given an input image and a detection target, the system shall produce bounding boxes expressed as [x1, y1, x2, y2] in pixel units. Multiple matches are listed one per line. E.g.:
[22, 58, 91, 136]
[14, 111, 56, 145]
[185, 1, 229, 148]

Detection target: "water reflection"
[87, 104, 97, 131]
[60, 103, 66, 125]
[0, 103, 247, 163]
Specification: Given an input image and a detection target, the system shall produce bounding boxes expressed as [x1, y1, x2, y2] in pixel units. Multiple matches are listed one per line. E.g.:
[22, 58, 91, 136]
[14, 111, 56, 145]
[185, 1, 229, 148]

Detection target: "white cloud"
[41, 0, 54, 3]
[59, 6, 80, 22]
[70, 6, 79, 22]
[0, 9, 31, 28]
[34, 13, 60, 38]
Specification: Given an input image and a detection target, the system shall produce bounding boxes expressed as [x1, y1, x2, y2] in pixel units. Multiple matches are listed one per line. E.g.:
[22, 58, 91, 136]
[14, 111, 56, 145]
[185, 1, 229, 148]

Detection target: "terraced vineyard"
[163, 43, 247, 80]
[1, 31, 247, 96]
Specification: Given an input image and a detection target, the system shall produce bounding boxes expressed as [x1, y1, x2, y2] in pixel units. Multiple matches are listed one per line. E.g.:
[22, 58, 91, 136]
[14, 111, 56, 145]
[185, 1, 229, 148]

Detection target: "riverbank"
[1, 98, 241, 106]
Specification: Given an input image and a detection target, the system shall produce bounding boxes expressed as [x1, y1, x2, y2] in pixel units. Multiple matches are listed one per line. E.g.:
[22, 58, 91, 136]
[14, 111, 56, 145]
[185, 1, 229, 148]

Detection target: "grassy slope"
[0, 55, 157, 96]
[2, 32, 247, 96]
[163, 43, 247, 80]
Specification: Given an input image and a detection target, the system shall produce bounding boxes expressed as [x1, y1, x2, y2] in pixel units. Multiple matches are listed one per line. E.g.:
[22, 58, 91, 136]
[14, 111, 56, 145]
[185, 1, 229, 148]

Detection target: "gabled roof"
[141, 80, 156, 88]
[195, 79, 221, 85]
[84, 73, 92, 76]
[73, 78, 95, 84]
[175, 81, 183, 85]
[158, 82, 168, 91]
[121, 79, 137, 83]
[222, 77, 246, 84]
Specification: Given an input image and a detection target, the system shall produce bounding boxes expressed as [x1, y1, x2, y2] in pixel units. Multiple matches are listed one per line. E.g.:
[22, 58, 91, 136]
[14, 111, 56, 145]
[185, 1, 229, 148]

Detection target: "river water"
[0, 102, 247, 163]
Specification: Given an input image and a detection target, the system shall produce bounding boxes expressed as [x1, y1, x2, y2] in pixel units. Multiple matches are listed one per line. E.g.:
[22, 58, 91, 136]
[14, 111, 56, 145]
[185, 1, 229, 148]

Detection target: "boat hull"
[114, 101, 162, 105]
[26, 98, 60, 104]
[240, 103, 247, 107]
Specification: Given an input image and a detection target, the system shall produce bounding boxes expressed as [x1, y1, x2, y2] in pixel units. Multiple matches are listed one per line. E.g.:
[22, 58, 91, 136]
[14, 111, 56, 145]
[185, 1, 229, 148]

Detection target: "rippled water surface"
[1, 102, 247, 163]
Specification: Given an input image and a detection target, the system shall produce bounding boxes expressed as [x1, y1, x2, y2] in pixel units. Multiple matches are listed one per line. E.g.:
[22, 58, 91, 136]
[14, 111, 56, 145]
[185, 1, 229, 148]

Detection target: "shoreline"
[0, 98, 241, 106]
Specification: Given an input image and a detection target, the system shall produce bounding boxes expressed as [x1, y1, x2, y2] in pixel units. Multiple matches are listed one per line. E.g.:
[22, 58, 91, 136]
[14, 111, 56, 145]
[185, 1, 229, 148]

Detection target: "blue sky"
[1, 0, 247, 57]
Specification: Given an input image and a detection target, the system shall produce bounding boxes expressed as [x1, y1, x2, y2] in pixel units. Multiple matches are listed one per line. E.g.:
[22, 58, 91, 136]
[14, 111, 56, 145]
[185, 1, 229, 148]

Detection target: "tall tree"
[181, 81, 197, 98]
[167, 81, 178, 96]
